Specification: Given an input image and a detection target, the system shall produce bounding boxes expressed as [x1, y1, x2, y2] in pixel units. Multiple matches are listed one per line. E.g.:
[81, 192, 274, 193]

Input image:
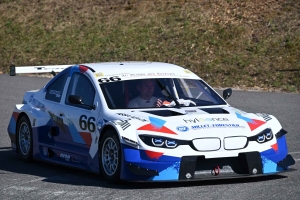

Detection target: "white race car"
[7, 62, 295, 182]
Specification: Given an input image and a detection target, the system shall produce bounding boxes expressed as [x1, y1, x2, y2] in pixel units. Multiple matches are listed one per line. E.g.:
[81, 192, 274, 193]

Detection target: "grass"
[0, 0, 299, 92]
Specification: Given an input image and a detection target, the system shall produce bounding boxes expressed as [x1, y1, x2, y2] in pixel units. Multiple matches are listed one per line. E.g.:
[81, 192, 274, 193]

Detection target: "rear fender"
[7, 104, 50, 139]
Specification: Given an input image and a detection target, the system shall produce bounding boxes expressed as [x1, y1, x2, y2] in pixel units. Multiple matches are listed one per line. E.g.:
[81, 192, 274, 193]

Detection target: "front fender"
[107, 119, 142, 147]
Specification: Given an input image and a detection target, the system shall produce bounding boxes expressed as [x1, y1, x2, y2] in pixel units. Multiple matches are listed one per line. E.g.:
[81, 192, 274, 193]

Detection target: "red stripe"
[271, 143, 278, 152]
[145, 150, 164, 159]
[12, 112, 19, 121]
[137, 124, 177, 135]
[79, 132, 92, 146]
[248, 119, 266, 131]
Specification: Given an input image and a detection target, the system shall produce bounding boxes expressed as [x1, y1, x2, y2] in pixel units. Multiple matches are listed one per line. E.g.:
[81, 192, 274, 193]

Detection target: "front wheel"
[16, 116, 33, 161]
[99, 129, 121, 183]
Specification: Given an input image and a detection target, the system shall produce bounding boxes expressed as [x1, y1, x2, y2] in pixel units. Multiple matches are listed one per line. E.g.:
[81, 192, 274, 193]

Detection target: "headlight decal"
[139, 135, 188, 149]
[248, 128, 273, 144]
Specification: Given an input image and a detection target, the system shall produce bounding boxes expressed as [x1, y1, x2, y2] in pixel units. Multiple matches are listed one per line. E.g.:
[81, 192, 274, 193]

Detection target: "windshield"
[100, 78, 227, 109]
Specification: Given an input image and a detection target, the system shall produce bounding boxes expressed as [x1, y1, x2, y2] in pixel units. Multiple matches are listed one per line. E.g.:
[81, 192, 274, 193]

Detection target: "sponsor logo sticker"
[176, 126, 189, 132]
[184, 118, 229, 123]
[60, 153, 70, 161]
[191, 124, 245, 130]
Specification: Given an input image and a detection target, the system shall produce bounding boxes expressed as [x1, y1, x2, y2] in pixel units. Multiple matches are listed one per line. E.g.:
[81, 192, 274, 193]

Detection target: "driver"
[127, 79, 163, 108]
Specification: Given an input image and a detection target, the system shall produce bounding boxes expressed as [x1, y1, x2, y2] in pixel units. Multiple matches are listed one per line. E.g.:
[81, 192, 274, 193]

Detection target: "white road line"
[0, 148, 12, 152]
[294, 158, 300, 161]
[289, 152, 300, 154]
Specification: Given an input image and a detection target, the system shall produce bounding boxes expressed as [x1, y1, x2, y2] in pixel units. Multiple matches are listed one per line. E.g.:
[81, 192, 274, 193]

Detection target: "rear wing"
[9, 64, 72, 76]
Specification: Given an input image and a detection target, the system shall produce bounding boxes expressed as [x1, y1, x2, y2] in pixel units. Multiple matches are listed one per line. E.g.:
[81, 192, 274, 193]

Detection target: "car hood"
[113, 106, 276, 139]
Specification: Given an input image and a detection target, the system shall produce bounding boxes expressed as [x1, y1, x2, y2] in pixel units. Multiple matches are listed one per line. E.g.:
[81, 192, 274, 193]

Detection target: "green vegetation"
[0, 0, 299, 92]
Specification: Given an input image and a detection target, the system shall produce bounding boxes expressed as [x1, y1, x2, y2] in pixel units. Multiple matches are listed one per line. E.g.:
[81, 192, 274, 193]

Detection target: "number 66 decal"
[98, 76, 121, 83]
[79, 115, 96, 132]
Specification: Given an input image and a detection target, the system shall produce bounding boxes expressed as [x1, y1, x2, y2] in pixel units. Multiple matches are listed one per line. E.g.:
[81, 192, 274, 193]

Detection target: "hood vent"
[199, 108, 229, 114]
[141, 110, 184, 117]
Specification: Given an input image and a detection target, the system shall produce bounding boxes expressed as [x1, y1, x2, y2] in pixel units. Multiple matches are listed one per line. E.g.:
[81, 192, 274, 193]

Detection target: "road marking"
[0, 147, 12, 151]
[294, 158, 300, 161]
[289, 152, 300, 154]
[0, 149, 11, 152]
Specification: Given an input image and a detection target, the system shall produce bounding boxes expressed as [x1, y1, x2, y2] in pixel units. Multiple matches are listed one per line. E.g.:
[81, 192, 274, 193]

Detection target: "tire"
[99, 129, 121, 183]
[16, 116, 33, 161]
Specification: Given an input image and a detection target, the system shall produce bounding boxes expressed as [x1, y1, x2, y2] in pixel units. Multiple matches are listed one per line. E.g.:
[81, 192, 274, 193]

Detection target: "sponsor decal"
[115, 120, 131, 130]
[49, 90, 61, 98]
[176, 126, 189, 132]
[183, 118, 229, 123]
[255, 113, 272, 121]
[97, 118, 105, 130]
[116, 113, 147, 122]
[48, 111, 66, 133]
[191, 124, 245, 130]
[60, 153, 70, 161]
[29, 94, 46, 112]
[94, 72, 104, 77]
[185, 110, 197, 112]
[137, 117, 177, 135]
[235, 113, 266, 131]
[183, 69, 193, 74]
[48, 111, 63, 124]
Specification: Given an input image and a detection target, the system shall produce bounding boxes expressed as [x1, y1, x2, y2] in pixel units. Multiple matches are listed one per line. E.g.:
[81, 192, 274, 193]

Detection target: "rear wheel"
[16, 116, 33, 161]
[99, 129, 121, 183]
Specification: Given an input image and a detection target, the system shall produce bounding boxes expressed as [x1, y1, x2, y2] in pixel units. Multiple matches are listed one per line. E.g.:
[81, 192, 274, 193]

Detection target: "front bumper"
[120, 136, 295, 182]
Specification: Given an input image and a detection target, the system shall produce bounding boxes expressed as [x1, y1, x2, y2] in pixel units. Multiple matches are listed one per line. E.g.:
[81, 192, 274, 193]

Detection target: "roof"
[83, 61, 181, 72]
[82, 62, 201, 80]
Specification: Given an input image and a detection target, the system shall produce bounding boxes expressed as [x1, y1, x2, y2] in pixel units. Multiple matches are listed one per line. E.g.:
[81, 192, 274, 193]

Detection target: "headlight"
[248, 128, 273, 144]
[152, 138, 164, 147]
[139, 135, 188, 149]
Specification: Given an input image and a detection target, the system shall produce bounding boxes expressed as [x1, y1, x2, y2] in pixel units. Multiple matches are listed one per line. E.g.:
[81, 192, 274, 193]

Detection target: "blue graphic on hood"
[149, 117, 166, 128]
[236, 113, 254, 123]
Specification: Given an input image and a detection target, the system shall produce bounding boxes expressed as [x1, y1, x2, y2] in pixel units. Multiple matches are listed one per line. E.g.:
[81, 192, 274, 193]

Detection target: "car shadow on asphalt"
[0, 149, 289, 189]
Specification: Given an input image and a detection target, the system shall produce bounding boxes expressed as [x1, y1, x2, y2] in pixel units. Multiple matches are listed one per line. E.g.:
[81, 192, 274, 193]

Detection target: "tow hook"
[211, 166, 220, 176]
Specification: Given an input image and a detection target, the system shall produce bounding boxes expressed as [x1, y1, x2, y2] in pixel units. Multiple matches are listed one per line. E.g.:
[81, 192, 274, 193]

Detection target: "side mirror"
[223, 88, 232, 100]
[68, 95, 96, 110]
[68, 95, 83, 104]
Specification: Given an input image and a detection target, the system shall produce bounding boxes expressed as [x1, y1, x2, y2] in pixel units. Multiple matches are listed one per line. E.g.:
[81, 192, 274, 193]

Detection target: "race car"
[7, 62, 295, 182]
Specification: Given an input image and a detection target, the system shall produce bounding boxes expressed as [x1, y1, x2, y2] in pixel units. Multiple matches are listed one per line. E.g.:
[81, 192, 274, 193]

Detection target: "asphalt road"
[0, 74, 299, 200]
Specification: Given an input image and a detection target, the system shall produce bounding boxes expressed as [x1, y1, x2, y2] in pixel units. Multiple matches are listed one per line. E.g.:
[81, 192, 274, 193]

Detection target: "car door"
[39, 68, 70, 147]
[52, 71, 101, 166]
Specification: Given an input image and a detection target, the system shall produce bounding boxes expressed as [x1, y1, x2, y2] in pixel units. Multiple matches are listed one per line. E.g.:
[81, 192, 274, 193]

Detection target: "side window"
[66, 73, 95, 109]
[45, 72, 68, 102]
